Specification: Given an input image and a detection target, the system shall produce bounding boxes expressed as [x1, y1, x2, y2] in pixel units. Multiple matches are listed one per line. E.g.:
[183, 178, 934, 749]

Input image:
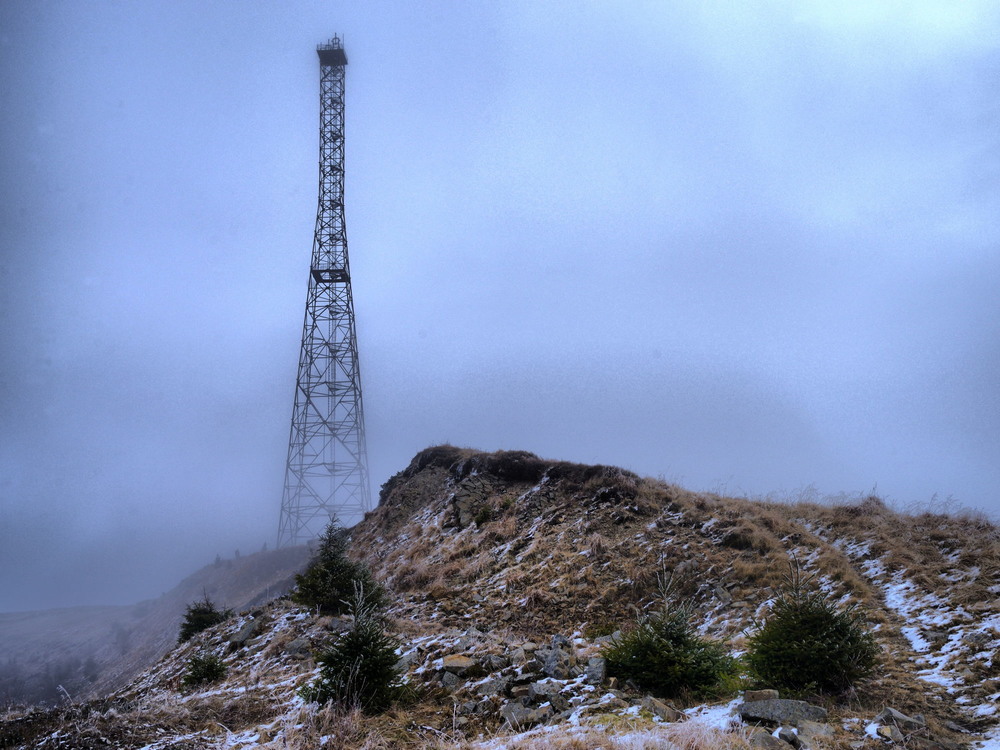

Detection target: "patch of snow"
[684, 698, 741, 730]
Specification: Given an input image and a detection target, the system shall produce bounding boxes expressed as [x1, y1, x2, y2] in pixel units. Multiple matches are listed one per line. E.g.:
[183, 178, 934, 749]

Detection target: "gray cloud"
[2, 0, 998, 611]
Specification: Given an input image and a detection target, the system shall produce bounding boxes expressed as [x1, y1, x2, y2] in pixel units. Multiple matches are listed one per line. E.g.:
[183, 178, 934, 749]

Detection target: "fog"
[2, 1, 998, 612]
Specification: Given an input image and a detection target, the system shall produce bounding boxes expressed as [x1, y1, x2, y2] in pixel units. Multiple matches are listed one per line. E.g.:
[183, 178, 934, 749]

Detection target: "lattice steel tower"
[277, 36, 371, 547]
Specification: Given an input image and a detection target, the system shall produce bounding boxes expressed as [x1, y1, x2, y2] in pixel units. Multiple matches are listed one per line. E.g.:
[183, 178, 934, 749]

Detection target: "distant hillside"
[3, 446, 998, 749]
[0, 545, 310, 706]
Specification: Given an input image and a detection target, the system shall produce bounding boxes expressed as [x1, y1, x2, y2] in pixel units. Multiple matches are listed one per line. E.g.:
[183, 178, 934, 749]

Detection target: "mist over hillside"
[0, 545, 309, 708]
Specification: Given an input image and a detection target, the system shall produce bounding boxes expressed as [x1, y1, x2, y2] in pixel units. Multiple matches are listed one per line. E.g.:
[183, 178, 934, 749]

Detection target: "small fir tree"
[745, 562, 879, 694]
[602, 571, 735, 699]
[178, 594, 231, 643]
[300, 582, 405, 713]
[292, 519, 387, 615]
[183, 652, 227, 687]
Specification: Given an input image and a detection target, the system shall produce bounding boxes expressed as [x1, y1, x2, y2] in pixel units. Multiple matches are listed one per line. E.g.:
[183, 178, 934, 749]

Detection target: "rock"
[745, 689, 780, 702]
[585, 656, 607, 685]
[475, 676, 511, 697]
[776, 727, 800, 748]
[501, 702, 552, 729]
[714, 585, 733, 604]
[739, 699, 828, 726]
[284, 638, 311, 658]
[537, 647, 572, 679]
[598, 694, 629, 710]
[529, 681, 569, 711]
[875, 708, 926, 731]
[481, 653, 509, 672]
[877, 725, 904, 743]
[442, 654, 483, 677]
[522, 641, 538, 653]
[475, 697, 498, 715]
[395, 652, 416, 672]
[641, 696, 684, 722]
[528, 680, 560, 700]
[594, 632, 618, 647]
[924, 630, 949, 646]
[797, 720, 834, 748]
[510, 684, 532, 701]
[440, 671, 461, 689]
[748, 727, 794, 749]
[229, 618, 261, 648]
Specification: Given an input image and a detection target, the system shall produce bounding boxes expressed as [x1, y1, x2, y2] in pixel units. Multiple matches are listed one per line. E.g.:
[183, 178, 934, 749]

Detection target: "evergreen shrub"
[745, 565, 879, 694]
[178, 595, 231, 643]
[300, 584, 405, 713]
[183, 652, 226, 687]
[293, 520, 387, 616]
[603, 603, 735, 698]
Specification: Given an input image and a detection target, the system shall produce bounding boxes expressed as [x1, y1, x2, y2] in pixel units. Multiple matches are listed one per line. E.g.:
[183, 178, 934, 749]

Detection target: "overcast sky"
[2, 1, 998, 612]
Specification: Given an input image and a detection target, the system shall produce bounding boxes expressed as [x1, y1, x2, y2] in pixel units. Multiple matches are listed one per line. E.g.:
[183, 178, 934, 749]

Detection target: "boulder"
[748, 727, 794, 750]
[739, 699, 828, 726]
[776, 727, 800, 748]
[875, 708, 926, 731]
[283, 638, 311, 658]
[442, 654, 483, 678]
[585, 657, 607, 685]
[642, 696, 684, 722]
[229, 618, 261, 648]
[475, 676, 511, 697]
[745, 689, 780, 702]
[877, 725, 904, 743]
[537, 647, 572, 679]
[481, 653, 510, 672]
[501, 702, 552, 729]
[797, 720, 834, 748]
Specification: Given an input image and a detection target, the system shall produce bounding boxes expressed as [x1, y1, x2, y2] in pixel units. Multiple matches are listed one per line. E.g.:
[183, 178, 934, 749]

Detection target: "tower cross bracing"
[277, 36, 371, 547]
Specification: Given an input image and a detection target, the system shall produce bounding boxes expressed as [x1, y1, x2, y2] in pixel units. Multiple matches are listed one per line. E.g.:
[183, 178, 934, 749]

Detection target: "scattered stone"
[776, 727, 800, 748]
[537, 647, 572, 679]
[481, 653, 509, 672]
[440, 671, 461, 689]
[875, 708, 926, 731]
[797, 720, 834, 748]
[529, 681, 569, 711]
[745, 689, 780, 702]
[283, 638, 311, 658]
[510, 684, 532, 701]
[641, 695, 684, 722]
[714, 585, 733, 604]
[475, 676, 511, 697]
[877, 724, 904, 743]
[442, 654, 483, 677]
[585, 656, 607, 685]
[748, 727, 794, 749]
[739, 699, 828, 726]
[501, 702, 551, 729]
[229, 618, 261, 648]
[598, 694, 629, 710]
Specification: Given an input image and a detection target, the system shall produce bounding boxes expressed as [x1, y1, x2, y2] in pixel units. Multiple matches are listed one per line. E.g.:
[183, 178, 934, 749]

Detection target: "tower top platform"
[317, 37, 347, 67]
